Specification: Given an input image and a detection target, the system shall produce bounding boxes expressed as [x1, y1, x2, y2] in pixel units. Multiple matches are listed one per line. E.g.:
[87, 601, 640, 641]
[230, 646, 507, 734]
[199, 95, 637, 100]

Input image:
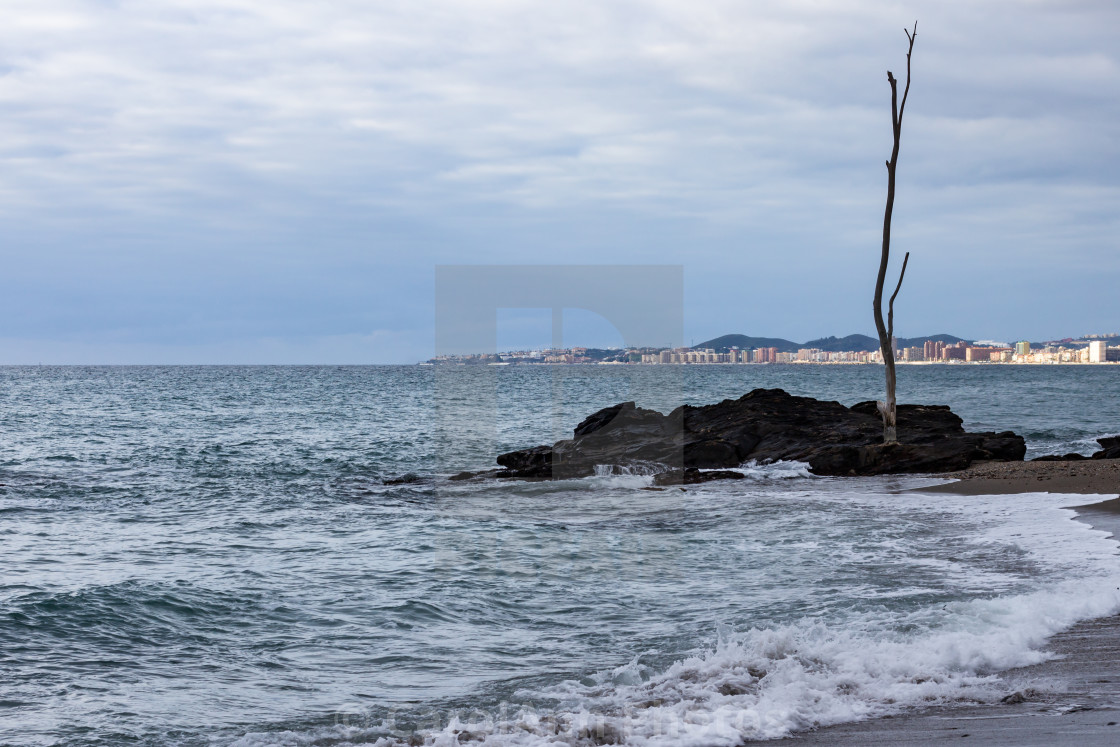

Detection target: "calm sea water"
[2, 364, 1119, 746]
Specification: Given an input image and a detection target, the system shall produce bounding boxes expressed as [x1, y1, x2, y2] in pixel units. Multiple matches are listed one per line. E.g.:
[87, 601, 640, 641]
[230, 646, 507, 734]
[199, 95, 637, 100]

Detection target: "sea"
[2, 364, 1119, 746]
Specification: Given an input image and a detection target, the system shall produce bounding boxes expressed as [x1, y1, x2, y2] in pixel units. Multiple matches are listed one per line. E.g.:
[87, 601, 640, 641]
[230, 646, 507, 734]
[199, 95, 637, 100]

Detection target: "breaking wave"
[230, 495, 1120, 747]
[233, 574, 1120, 746]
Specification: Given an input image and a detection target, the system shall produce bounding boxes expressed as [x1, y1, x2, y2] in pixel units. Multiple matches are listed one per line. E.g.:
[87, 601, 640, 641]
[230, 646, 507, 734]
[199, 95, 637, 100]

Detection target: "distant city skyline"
[2, 1, 1117, 363]
[487, 327, 1120, 358]
[427, 331, 1120, 366]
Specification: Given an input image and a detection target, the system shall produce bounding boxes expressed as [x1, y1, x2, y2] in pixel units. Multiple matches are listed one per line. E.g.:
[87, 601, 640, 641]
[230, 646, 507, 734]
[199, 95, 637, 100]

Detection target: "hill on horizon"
[898, 333, 971, 348]
[694, 333, 971, 353]
[693, 334, 801, 353]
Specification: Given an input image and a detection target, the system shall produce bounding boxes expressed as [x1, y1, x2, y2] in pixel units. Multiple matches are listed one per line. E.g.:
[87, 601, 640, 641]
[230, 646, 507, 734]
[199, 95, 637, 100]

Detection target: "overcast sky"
[2, 0, 1117, 363]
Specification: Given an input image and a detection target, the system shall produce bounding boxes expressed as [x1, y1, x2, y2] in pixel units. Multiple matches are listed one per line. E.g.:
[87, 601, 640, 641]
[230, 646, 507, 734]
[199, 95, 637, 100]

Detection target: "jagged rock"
[491, 388, 1026, 479]
[1090, 435, 1120, 460]
[495, 445, 553, 478]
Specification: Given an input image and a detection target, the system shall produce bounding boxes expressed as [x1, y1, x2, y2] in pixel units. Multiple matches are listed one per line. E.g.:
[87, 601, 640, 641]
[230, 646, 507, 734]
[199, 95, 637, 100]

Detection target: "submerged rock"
[383, 472, 426, 485]
[652, 468, 746, 486]
[493, 388, 1026, 479]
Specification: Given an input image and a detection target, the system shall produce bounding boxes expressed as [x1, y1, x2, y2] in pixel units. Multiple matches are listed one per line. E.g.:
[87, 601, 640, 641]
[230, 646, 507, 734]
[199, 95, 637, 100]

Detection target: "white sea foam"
[589, 459, 813, 481]
[592, 462, 665, 478]
[733, 459, 813, 480]
[406, 583, 1120, 746]
[232, 493, 1120, 747]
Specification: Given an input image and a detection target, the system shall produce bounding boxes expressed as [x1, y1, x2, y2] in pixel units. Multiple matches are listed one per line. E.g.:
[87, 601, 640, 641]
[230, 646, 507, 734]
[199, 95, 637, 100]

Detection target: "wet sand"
[781, 461, 1120, 745]
[921, 458, 1120, 496]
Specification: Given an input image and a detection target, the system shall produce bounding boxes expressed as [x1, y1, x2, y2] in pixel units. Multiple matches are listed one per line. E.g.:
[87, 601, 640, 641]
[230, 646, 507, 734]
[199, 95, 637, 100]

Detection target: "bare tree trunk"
[873, 22, 917, 444]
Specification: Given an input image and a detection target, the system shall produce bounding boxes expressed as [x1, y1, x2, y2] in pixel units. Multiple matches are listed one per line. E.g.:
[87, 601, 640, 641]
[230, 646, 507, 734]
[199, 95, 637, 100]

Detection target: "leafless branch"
[897, 22, 917, 132]
[887, 251, 910, 339]
[872, 22, 917, 444]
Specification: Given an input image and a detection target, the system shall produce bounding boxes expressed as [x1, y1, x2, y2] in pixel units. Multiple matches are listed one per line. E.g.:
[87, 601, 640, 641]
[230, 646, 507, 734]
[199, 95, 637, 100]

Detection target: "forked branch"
[887, 251, 910, 341]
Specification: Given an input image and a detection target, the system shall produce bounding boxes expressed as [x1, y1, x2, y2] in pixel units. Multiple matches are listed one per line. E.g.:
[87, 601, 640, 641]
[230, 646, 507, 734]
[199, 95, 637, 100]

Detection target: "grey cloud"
[0, 0, 1116, 360]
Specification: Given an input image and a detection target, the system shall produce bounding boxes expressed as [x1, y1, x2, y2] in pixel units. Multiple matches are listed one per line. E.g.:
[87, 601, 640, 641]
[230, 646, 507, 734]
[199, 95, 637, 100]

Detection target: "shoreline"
[782, 461, 1120, 745]
[785, 613, 1120, 745]
[919, 458, 1120, 496]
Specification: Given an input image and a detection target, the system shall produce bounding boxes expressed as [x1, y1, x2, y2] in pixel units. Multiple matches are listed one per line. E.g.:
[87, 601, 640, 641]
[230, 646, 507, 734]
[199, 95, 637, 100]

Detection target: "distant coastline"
[426, 332, 1120, 366]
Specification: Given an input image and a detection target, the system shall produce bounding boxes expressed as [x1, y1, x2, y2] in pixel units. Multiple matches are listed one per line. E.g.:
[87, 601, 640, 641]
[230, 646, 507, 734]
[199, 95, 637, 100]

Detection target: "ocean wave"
[228, 497, 1120, 746]
[734, 459, 813, 480]
[1023, 430, 1118, 458]
[1043, 435, 1117, 454]
[515, 578, 1120, 745]
[245, 580, 1118, 747]
[1, 580, 264, 650]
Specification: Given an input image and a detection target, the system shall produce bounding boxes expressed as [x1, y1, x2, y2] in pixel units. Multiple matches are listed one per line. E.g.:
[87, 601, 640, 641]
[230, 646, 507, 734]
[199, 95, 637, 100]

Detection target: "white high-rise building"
[1089, 340, 1107, 363]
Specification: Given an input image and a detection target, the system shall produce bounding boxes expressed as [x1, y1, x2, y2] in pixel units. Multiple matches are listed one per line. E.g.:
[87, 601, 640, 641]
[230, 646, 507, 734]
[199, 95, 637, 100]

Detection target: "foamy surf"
[734, 459, 813, 480]
[231, 493, 1120, 747]
[589, 459, 813, 481]
[414, 584, 1120, 746]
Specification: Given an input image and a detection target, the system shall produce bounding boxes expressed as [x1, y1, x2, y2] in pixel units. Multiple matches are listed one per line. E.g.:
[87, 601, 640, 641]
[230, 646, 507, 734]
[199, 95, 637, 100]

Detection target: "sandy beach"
[921, 458, 1120, 496]
[782, 460, 1120, 745]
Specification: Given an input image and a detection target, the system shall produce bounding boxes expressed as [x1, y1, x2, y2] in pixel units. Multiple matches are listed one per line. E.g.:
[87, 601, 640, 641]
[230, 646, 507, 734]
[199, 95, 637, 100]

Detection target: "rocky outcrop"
[1092, 436, 1120, 460]
[488, 388, 1026, 480]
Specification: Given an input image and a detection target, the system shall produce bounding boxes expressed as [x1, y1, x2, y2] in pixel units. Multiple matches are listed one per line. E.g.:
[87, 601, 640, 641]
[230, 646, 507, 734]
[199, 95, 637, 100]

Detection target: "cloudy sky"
[2, 0, 1117, 363]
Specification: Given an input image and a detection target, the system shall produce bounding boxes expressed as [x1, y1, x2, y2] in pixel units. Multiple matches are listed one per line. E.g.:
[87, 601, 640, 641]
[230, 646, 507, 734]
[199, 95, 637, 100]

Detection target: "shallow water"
[1, 365, 1118, 745]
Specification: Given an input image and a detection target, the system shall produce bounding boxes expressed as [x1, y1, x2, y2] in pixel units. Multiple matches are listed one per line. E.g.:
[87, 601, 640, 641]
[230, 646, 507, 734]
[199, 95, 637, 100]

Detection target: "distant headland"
[425, 332, 1120, 366]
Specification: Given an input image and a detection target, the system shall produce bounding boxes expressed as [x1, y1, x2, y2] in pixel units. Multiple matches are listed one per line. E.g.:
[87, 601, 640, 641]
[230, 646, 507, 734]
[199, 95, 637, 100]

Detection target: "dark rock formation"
[1092, 436, 1120, 460]
[495, 445, 554, 478]
[492, 388, 1026, 479]
[383, 472, 426, 485]
[653, 468, 746, 486]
